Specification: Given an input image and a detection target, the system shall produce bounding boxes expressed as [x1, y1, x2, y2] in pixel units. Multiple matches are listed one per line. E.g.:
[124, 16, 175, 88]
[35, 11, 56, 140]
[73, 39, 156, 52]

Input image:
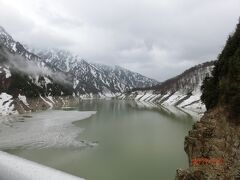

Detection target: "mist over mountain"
[0, 26, 159, 115]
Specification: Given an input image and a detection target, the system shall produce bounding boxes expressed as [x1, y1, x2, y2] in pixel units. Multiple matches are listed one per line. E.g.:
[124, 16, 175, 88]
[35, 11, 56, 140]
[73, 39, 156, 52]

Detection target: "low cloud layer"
[0, 0, 239, 81]
[0, 49, 71, 85]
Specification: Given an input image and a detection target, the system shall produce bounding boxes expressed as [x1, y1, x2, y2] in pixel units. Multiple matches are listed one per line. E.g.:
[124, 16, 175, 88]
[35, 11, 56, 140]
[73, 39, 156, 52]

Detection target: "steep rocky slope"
[177, 107, 240, 179]
[176, 20, 240, 179]
[118, 61, 214, 114]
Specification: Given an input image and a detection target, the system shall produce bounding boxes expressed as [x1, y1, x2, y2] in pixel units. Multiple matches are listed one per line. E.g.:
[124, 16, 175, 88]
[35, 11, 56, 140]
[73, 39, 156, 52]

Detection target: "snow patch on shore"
[18, 94, 29, 106]
[40, 95, 53, 109]
[0, 93, 17, 115]
[162, 92, 187, 106]
[119, 89, 206, 115]
[0, 151, 84, 180]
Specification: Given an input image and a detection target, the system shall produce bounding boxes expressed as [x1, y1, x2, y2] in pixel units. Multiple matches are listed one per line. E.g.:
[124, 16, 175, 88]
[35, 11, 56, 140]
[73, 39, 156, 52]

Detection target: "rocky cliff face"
[176, 20, 240, 180]
[176, 107, 240, 179]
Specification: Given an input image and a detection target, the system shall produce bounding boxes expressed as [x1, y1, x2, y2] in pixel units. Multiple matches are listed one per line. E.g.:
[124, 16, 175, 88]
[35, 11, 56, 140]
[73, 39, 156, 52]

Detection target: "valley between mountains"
[0, 26, 213, 116]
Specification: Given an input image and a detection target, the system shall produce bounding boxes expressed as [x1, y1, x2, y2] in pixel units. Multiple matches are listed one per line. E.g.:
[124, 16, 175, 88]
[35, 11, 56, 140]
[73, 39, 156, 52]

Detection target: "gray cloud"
[0, 0, 239, 81]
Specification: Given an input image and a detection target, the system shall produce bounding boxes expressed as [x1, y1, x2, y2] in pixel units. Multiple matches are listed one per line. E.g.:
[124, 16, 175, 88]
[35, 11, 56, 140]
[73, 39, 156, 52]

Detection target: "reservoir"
[2, 100, 195, 180]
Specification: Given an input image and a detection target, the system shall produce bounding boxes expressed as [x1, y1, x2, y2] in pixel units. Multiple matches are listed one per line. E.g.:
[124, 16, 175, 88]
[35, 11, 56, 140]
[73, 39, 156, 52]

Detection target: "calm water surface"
[6, 100, 195, 180]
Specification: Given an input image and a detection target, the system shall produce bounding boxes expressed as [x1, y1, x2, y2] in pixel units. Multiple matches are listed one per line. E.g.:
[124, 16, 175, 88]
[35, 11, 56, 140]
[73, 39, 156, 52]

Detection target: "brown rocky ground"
[176, 107, 240, 180]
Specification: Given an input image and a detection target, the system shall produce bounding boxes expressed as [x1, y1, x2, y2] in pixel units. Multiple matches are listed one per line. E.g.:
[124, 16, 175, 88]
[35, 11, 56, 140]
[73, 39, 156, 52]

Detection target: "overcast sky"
[0, 0, 239, 81]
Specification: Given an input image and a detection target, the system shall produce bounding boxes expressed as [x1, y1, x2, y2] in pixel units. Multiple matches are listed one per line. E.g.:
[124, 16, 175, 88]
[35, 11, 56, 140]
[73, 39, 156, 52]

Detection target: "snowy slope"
[119, 61, 214, 114]
[0, 26, 76, 115]
[32, 48, 158, 96]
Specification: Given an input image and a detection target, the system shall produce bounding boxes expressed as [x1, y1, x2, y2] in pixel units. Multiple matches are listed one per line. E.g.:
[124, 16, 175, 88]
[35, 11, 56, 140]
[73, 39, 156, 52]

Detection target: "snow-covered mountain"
[0, 26, 158, 115]
[118, 61, 215, 114]
[0, 26, 76, 115]
[31, 48, 158, 97]
[0, 25, 214, 115]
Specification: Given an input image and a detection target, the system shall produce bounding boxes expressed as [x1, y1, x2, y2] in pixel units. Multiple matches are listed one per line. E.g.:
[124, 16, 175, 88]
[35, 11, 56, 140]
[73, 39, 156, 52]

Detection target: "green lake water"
[5, 100, 195, 180]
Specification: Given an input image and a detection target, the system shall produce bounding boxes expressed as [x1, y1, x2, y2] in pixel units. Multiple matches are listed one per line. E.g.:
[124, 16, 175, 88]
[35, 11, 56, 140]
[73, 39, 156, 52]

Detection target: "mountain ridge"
[119, 61, 215, 114]
[31, 48, 158, 96]
[0, 25, 158, 115]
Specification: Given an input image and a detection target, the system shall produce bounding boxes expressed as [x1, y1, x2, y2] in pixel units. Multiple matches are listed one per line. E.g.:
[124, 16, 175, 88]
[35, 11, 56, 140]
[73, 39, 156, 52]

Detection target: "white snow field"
[0, 93, 17, 116]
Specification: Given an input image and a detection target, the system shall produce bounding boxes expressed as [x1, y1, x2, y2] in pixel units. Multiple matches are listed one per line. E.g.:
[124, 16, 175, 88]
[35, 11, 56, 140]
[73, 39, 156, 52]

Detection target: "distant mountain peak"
[31, 47, 159, 95]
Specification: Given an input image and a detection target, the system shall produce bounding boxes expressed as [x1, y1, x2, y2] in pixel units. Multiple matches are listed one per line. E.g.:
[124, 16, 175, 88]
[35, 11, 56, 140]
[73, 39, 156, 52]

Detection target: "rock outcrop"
[176, 19, 240, 180]
[176, 107, 240, 179]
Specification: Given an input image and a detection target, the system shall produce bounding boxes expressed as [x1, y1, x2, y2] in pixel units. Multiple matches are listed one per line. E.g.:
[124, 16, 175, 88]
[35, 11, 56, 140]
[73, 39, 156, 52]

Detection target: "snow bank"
[18, 94, 29, 106]
[0, 151, 84, 180]
[178, 92, 201, 107]
[138, 92, 153, 101]
[120, 89, 206, 115]
[162, 92, 187, 106]
[3, 67, 11, 78]
[0, 93, 17, 115]
[40, 95, 53, 109]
